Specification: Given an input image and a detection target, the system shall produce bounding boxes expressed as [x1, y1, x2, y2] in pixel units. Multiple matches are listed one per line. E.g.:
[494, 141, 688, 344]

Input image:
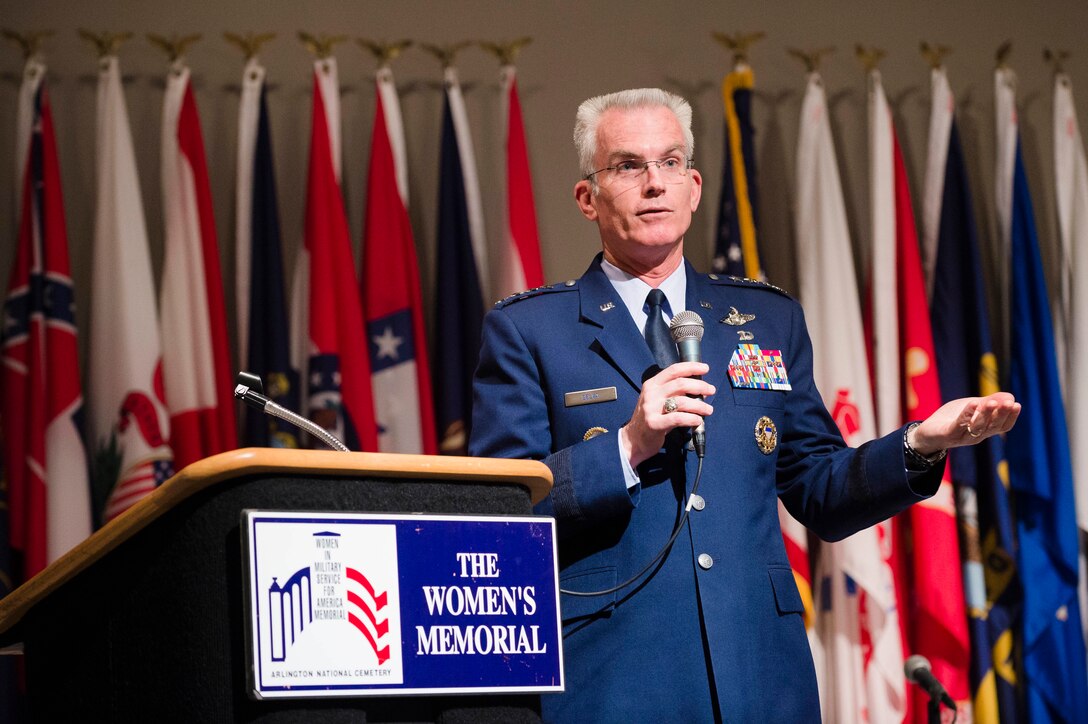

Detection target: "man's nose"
[641, 162, 667, 195]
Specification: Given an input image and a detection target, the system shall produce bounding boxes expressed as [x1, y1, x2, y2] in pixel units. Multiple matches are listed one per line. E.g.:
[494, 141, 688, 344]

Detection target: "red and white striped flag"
[795, 71, 906, 724]
[494, 64, 544, 299]
[159, 63, 237, 469]
[2, 60, 92, 578]
[866, 69, 970, 722]
[89, 55, 173, 522]
[1053, 68, 1088, 653]
[361, 67, 436, 454]
[293, 58, 378, 452]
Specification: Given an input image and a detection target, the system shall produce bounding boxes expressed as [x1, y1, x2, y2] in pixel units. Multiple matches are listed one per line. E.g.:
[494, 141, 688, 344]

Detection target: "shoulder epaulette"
[494, 279, 578, 308]
[706, 273, 793, 299]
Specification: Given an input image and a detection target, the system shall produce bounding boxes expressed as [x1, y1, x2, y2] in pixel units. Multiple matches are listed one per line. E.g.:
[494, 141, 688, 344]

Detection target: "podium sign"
[242, 510, 563, 699]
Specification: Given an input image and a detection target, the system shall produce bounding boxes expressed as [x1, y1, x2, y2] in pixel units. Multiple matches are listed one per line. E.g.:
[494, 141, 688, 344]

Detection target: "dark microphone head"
[903, 654, 931, 682]
[669, 310, 704, 344]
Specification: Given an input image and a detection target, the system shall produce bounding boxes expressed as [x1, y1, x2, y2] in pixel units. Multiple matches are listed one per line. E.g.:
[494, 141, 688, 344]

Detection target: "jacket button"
[690, 494, 705, 511]
[698, 553, 714, 570]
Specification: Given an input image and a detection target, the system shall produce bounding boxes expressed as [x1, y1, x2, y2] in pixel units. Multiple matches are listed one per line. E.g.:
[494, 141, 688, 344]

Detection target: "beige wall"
[3, 0, 1087, 376]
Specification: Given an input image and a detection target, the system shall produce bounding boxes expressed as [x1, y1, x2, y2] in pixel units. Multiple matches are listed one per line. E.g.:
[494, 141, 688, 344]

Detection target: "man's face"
[575, 105, 702, 266]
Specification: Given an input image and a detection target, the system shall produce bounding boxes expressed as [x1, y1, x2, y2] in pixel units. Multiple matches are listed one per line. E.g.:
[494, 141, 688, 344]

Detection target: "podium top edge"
[0, 448, 553, 641]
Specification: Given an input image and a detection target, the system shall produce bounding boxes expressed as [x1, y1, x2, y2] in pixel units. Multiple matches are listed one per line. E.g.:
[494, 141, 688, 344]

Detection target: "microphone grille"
[903, 654, 931, 682]
[669, 310, 704, 342]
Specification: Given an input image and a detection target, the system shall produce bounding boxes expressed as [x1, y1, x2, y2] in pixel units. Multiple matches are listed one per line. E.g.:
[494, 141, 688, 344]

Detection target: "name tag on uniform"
[728, 344, 792, 391]
[564, 386, 617, 407]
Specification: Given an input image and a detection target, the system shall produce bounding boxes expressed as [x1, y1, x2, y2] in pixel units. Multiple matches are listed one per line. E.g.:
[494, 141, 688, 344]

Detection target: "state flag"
[293, 58, 377, 451]
[1052, 69, 1088, 645]
[88, 54, 173, 523]
[361, 66, 436, 454]
[795, 71, 905, 724]
[494, 64, 544, 299]
[235, 56, 298, 449]
[433, 66, 486, 455]
[159, 63, 237, 469]
[927, 64, 1022, 724]
[713, 61, 762, 279]
[2, 60, 92, 580]
[866, 68, 971, 722]
[998, 64, 1088, 724]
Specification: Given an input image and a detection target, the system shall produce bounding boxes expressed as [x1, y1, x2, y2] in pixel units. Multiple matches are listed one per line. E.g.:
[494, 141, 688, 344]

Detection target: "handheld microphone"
[904, 655, 956, 709]
[668, 311, 706, 458]
[233, 371, 350, 452]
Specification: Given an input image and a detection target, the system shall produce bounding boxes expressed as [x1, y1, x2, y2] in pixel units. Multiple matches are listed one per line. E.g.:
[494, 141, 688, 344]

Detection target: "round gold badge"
[755, 416, 778, 454]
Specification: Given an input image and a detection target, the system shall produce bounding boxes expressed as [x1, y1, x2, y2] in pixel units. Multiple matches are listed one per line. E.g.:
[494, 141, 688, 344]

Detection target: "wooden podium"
[0, 448, 553, 723]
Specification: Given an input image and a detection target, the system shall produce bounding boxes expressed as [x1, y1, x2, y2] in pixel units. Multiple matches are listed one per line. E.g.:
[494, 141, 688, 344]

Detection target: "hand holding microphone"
[619, 310, 714, 468]
[669, 311, 707, 457]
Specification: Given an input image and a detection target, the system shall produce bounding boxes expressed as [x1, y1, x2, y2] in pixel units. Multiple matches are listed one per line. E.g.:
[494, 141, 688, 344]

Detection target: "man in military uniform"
[468, 88, 1018, 722]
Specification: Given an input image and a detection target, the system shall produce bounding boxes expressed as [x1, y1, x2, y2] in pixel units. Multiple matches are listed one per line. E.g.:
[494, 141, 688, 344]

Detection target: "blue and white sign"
[242, 511, 563, 699]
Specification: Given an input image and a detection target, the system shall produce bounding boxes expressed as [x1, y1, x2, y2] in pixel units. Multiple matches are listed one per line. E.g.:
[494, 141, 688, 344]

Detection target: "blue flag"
[930, 120, 1022, 723]
[713, 66, 761, 279]
[1005, 139, 1088, 724]
[433, 77, 485, 455]
[241, 84, 298, 448]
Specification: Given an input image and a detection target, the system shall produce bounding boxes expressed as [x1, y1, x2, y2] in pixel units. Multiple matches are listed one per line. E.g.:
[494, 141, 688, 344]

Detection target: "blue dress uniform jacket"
[469, 255, 940, 723]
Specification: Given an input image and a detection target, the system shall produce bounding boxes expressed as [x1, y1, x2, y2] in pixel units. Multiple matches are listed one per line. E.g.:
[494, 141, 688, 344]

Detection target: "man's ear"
[574, 180, 598, 221]
[688, 168, 703, 213]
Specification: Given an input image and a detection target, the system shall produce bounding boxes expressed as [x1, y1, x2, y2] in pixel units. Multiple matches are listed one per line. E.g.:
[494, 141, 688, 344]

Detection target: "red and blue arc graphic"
[346, 567, 390, 665]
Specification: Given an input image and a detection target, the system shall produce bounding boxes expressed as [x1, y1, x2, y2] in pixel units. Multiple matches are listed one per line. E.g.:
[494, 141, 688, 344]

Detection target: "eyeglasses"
[584, 156, 693, 183]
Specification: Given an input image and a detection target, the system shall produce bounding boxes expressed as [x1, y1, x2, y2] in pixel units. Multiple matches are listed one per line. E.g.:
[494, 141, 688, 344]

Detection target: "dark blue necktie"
[644, 288, 678, 368]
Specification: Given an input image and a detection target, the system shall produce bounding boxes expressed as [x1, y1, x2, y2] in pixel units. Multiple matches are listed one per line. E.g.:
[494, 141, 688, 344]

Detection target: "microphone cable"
[560, 451, 705, 598]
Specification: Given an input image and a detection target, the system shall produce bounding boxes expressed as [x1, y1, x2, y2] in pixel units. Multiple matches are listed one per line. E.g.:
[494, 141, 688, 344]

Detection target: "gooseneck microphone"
[233, 371, 350, 452]
[668, 310, 706, 458]
[904, 654, 956, 710]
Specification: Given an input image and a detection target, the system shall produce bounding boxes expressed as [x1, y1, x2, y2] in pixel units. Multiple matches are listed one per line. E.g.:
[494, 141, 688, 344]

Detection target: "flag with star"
[433, 66, 486, 454]
[713, 60, 762, 279]
[158, 62, 237, 469]
[997, 64, 1088, 724]
[795, 70, 906, 724]
[361, 66, 436, 454]
[1052, 69, 1088, 643]
[2, 60, 93, 582]
[866, 68, 971, 722]
[235, 56, 298, 449]
[88, 54, 174, 524]
[494, 63, 544, 299]
[293, 58, 377, 451]
[927, 64, 1021, 724]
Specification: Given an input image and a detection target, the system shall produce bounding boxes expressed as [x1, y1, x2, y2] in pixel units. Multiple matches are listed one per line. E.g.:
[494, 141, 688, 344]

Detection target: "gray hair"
[573, 88, 695, 180]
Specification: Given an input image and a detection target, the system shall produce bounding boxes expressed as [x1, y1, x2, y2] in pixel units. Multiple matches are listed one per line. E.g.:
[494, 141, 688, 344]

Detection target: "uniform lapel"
[685, 266, 732, 400]
[579, 256, 655, 392]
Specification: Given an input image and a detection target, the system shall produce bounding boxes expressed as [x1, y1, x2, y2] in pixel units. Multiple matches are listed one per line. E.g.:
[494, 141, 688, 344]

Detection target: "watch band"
[904, 421, 947, 467]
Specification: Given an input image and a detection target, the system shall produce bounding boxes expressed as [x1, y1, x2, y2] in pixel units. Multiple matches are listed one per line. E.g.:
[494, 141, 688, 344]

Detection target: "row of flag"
[716, 56, 1087, 722]
[0, 51, 545, 596]
[3, 49, 1087, 724]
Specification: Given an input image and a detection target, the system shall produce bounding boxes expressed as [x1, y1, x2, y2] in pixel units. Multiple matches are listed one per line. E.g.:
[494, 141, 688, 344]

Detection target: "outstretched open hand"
[910, 392, 1021, 456]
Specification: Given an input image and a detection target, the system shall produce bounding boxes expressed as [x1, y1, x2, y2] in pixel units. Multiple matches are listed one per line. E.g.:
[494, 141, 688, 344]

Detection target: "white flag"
[868, 69, 900, 437]
[795, 72, 906, 724]
[89, 55, 173, 521]
[1053, 70, 1088, 647]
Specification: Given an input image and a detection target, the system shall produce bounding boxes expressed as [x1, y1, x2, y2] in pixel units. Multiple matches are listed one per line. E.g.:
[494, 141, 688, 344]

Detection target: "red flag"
[299, 62, 378, 451]
[159, 67, 237, 469]
[893, 137, 971, 716]
[361, 68, 435, 454]
[495, 66, 544, 298]
[2, 72, 92, 579]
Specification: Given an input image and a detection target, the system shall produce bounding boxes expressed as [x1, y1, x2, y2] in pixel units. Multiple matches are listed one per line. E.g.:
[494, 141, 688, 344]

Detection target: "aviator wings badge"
[721, 306, 756, 326]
